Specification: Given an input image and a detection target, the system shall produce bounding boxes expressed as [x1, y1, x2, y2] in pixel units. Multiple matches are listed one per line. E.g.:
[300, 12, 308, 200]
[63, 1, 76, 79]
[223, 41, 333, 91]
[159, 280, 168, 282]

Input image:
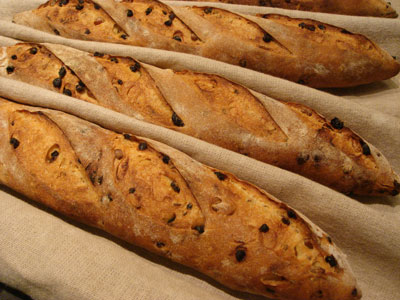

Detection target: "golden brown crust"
[174, 69, 287, 141]
[1, 43, 399, 196]
[1, 43, 177, 127]
[12, 0, 400, 88]
[94, 54, 176, 127]
[118, 0, 202, 46]
[174, 0, 398, 17]
[283, 102, 399, 195]
[249, 13, 400, 87]
[0, 98, 361, 300]
[37, 0, 130, 42]
[1, 44, 98, 104]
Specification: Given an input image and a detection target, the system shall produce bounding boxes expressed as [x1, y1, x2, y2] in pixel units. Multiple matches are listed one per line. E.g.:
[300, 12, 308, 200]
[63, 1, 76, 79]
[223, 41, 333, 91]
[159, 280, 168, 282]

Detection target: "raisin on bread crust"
[0, 98, 361, 300]
[1, 43, 399, 196]
[170, 0, 398, 18]
[12, 0, 400, 88]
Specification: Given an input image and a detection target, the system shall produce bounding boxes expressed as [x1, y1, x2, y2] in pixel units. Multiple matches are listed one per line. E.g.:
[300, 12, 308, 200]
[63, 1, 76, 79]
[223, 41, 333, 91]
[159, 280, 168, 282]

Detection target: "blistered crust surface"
[1, 43, 399, 196]
[0, 98, 361, 300]
[173, 0, 398, 17]
[12, 0, 400, 88]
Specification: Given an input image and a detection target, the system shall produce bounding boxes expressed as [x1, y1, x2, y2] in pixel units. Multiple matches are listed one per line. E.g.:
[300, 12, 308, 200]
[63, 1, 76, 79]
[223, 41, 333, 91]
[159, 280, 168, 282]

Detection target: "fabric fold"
[0, 1, 399, 300]
[0, 77, 399, 300]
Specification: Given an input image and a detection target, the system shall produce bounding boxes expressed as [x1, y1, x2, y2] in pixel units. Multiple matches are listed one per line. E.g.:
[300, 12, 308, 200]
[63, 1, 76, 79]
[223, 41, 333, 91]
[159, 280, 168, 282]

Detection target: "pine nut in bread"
[12, 0, 400, 88]
[0, 97, 362, 300]
[169, 0, 398, 18]
[1, 43, 399, 196]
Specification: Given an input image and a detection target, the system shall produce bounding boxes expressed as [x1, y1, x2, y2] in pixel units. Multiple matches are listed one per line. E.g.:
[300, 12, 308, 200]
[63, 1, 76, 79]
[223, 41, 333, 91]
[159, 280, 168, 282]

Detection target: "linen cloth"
[0, 1, 399, 300]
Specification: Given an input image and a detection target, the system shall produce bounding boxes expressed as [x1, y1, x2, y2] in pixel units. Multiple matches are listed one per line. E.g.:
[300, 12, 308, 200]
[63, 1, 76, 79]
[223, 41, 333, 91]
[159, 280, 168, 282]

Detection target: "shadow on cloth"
[323, 78, 399, 98]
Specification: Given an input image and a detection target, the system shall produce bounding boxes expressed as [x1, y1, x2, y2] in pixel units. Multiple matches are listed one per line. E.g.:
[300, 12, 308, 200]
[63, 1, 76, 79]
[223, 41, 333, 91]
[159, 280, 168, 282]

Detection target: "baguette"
[12, 0, 400, 88]
[1, 42, 399, 196]
[169, 0, 398, 18]
[0, 97, 361, 300]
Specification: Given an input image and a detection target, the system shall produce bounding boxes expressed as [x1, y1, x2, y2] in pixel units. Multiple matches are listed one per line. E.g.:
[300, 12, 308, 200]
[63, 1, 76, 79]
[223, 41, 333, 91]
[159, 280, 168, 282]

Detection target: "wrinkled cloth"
[0, 1, 399, 300]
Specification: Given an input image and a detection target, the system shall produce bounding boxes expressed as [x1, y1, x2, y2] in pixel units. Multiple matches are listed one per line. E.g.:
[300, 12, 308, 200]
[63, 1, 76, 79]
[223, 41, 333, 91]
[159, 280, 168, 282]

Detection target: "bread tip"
[379, 54, 400, 81]
[383, 4, 398, 18]
[386, 60, 400, 82]
[386, 11, 399, 18]
[393, 59, 400, 74]
[392, 175, 400, 196]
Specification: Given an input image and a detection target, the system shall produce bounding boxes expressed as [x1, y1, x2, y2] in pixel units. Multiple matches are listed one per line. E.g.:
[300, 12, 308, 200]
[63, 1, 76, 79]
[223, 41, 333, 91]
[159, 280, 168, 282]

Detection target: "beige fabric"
[0, 1, 399, 300]
[1, 77, 399, 300]
[166, 1, 400, 58]
[165, 1, 400, 118]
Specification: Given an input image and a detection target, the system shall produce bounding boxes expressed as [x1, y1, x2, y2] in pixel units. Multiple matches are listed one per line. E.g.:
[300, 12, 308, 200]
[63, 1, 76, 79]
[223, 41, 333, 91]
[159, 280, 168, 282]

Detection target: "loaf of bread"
[170, 0, 398, 18]
[0, 97, 361, 300]
[1, 43, 399, 196]
[12, 0, 400, 88]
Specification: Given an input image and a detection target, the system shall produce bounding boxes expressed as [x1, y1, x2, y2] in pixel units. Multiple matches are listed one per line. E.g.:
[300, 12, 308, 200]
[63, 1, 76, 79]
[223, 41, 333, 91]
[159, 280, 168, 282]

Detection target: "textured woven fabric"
[0, 1, 399, 300]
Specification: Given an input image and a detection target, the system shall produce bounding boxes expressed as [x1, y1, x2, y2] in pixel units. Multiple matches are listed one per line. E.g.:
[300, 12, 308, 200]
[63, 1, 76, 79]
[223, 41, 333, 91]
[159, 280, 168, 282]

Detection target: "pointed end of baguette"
[342, 40, 400, 88]
[385, 171, 400, 197]
[346, 36, 400, 87]
[380, 1, 398, 18]
[379, 51, 400, 80]
[360, 143, 400, 197]
[384, 10, 398, 18]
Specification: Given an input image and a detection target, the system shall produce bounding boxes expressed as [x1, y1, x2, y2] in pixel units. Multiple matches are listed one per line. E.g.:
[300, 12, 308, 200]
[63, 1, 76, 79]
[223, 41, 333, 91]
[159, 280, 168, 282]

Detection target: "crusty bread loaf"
[0, 97, 361, 300]
[1, 42, 399, 196]
[170, 0, 398, 18]
[12, 0, 400, 88]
